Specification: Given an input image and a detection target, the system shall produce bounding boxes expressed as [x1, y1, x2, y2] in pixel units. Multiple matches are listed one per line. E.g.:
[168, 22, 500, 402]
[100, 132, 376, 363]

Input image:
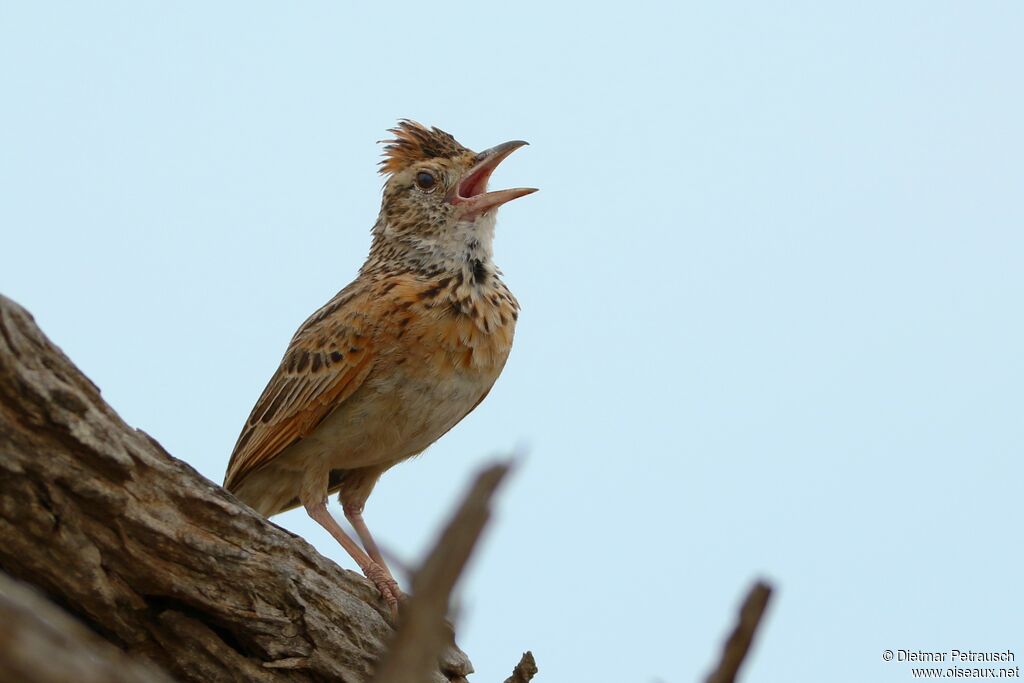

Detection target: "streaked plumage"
[224, 121, 535, 614]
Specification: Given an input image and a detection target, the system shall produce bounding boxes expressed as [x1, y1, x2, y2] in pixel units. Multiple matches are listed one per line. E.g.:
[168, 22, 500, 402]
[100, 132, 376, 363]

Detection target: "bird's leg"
[303, 498, 401, 617]
[337, 465, 402, 592]
[343, 502, 394, 581]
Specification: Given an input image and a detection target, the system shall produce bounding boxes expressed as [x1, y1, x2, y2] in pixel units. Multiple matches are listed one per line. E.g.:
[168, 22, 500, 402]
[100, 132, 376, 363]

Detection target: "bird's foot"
[365, 562, 403, 619]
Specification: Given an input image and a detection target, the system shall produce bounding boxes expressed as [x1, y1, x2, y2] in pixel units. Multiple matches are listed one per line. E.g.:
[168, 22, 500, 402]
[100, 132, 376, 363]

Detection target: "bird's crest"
[379, 120, 470, 174]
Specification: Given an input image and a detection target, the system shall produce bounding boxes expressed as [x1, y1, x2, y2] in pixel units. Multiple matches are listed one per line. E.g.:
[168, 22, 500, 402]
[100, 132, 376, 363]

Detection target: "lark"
[224, 121, 536, 613]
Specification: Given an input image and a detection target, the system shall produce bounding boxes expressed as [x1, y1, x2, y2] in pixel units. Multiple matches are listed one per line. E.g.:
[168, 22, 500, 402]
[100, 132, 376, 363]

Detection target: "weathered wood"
[0, 294, 471, 682]
[0, 571, 175, 683]
[373, 463, 509, 683]
[502, 652, 537, 683]
[705, 580, 773, 683]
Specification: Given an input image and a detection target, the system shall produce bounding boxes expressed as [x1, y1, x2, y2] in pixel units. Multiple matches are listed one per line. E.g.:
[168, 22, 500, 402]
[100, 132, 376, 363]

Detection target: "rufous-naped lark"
[224, 121, 536, 613]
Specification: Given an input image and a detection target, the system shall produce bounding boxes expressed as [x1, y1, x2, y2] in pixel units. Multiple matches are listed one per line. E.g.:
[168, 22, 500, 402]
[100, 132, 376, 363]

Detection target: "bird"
[223, 121, 536, 614]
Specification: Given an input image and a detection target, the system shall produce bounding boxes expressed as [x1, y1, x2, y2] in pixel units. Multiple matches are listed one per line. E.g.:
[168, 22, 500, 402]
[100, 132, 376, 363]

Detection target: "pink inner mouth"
[457, 165, 494, 199]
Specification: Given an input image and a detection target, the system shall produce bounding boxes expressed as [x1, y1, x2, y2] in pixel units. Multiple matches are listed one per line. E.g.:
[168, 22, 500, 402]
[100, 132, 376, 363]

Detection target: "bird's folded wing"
[224, 306, 375, 491]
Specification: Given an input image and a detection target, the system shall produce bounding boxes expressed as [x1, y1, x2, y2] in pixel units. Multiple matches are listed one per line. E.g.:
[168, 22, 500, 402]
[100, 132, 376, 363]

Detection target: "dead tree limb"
[372, 463, 511, 683]
[0, 293, 471, 682]
[705, 580, 773, 683]
[0, 572, 175, 683]
[502, 652, 538, 683]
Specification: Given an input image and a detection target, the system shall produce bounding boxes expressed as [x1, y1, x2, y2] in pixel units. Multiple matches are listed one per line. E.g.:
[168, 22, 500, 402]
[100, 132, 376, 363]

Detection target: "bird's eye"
[415, 171, 437, 192]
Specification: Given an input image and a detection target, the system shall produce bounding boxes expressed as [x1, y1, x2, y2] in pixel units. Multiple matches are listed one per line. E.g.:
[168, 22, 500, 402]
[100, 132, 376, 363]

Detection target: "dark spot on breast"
[379, 281, 398, 294]
[295, 352, 310, 372]
[511, 309, 519, 321]
[311, 354, 322, 372]
[349, 346, 361, 354]
[471, 259, 487, 284]
[330, 351, 344, 363]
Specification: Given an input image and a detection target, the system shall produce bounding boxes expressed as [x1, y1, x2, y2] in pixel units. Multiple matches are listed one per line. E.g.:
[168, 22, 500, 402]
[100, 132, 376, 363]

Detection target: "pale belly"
[267, 361, 497, 480]
[305, 367, 494, 469]
[234, 367, 497, 515]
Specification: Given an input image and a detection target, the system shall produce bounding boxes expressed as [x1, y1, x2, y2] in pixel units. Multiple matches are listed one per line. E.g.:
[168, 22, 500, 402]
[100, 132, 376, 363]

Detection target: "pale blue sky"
[2, 3, 1022, 681]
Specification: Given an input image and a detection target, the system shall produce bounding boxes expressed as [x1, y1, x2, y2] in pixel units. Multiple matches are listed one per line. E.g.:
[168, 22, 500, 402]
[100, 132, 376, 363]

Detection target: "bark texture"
[0, 572, 175, 683]
[0, 294, 471, 683]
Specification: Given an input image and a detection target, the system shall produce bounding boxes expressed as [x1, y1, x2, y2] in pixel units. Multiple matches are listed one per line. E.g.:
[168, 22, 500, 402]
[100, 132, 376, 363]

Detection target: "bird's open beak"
[447, 140, 537, 217]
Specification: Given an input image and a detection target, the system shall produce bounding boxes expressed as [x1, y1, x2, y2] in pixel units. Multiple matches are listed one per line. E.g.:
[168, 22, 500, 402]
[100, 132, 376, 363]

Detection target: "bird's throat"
[364, 213, 497, 281]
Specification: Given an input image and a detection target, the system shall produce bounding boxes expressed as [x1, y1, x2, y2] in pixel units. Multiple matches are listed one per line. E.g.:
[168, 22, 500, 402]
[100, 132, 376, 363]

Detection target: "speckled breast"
[316, 272, 519, 468]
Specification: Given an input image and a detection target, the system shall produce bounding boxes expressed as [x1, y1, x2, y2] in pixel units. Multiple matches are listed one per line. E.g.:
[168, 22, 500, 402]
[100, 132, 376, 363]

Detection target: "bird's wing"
[224, 289, 376, 491]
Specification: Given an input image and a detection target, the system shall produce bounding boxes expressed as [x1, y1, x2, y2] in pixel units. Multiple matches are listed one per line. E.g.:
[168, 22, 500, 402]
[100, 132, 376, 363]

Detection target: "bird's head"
[369, 120, 536, 272]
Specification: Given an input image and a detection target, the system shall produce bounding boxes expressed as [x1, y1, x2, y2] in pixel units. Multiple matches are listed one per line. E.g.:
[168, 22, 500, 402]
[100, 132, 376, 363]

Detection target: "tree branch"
[0, 293, 470, 682]
[502, 651, 538, 683]
[372, 463, 511, 683]
[705, 580, 773, 683]
[0, 572, 176, 683]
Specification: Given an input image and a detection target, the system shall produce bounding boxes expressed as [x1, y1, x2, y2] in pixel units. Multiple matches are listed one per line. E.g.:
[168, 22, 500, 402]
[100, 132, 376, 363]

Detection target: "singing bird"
[224, 121, 536, 612]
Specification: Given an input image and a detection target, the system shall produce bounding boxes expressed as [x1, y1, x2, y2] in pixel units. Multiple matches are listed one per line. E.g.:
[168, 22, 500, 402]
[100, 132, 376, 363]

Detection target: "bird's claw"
[365, 562, 403, 619]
